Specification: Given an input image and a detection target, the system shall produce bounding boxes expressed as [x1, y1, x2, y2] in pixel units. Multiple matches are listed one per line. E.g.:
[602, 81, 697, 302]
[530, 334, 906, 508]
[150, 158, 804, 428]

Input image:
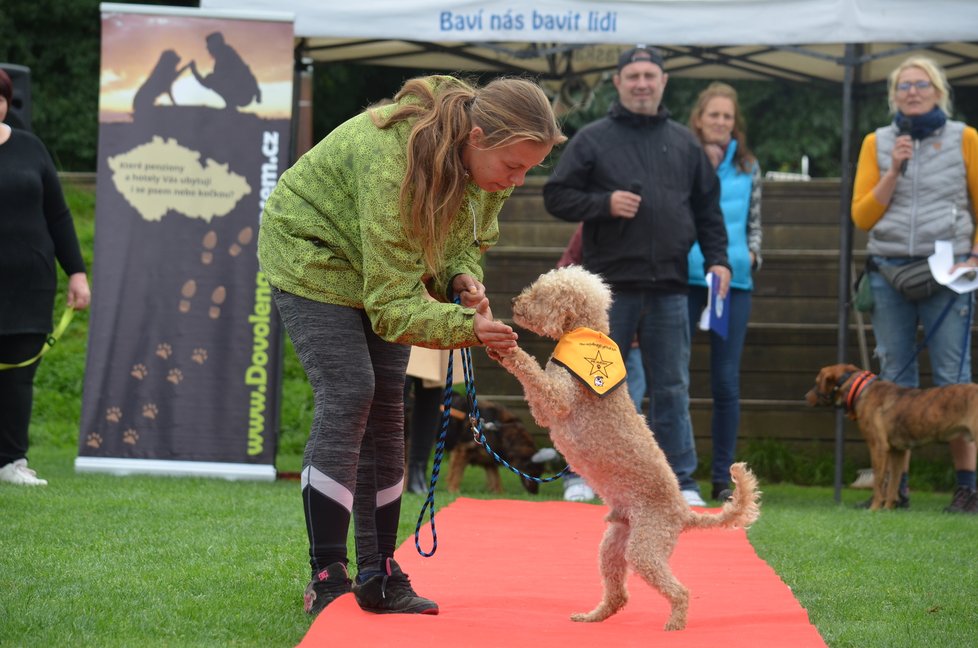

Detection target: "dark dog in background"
[806, 363, 978, 509]
[444, 393, 543, 494]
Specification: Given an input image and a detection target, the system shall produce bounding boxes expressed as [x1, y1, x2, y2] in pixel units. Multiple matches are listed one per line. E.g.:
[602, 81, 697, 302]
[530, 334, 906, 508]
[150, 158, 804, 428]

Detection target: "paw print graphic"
[191, 348, 208, 365]
[105, 407, 122, 423]
[122, 429, 140, 445]
[167, 368, 184, 385]
[201, 230, 218, 265]
[156, 343, 173, 359]
[179, 279, 197, 313]
[142, 403, 158, 419]
[86, 432, 103, 449]
[209, 286, 226, 319]
[131, 364, 148, 380]
[228, 226, 254, 257]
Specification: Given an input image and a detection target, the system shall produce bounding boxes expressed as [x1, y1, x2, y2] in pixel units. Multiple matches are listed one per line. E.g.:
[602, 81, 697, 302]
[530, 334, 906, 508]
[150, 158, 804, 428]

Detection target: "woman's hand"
[67, 272, 91, 310]
[889, 134, 913, 176]
[707, 265, 732, 300]
[452, 273, 487, 308]
[949, 253, 978, 276]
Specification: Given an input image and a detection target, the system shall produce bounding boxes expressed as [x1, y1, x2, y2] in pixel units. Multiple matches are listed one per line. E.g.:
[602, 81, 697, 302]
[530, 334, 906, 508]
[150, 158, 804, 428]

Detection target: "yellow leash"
[0, 307, 75, 370]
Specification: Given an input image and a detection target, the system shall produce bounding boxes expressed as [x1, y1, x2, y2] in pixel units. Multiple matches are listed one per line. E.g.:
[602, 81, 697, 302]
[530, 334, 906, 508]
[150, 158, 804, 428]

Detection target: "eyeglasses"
[896, 80, 933, 93]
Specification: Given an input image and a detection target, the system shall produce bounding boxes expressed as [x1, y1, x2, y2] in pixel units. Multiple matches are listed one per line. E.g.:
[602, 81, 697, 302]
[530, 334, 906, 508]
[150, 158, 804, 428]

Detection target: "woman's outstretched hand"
[473, 297, 517, 351]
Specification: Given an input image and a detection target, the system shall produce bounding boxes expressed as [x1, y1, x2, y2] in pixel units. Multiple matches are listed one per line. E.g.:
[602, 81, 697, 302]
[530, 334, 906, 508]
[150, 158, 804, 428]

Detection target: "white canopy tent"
[200, 0, 978, 500]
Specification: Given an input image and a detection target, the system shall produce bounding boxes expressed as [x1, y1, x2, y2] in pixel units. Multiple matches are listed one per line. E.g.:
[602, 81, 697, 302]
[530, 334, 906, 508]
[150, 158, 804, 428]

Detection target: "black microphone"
[897, 116, 912, 176]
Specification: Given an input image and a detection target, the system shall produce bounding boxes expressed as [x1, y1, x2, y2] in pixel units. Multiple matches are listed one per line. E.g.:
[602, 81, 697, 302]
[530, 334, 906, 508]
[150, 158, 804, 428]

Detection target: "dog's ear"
[816, 365, 838, 395]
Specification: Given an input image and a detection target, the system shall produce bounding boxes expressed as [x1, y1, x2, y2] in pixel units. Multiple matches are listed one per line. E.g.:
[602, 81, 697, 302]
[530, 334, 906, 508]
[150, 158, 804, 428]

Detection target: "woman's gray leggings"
[274, 289, 410, 576]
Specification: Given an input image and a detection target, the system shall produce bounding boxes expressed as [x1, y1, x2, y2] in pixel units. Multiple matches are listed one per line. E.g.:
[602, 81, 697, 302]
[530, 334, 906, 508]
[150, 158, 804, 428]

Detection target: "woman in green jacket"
[258, 75, 564, 616]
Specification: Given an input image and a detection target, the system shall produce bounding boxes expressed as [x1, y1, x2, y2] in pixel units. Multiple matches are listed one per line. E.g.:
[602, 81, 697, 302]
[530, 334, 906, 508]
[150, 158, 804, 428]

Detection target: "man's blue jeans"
[609, 290, 699, 492]
[869, 258, 973, 387]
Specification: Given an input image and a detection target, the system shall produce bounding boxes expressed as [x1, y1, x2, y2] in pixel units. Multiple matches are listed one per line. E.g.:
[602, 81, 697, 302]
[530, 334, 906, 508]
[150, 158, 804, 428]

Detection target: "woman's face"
[0, 95, 8, 123]
[894, 66, 939, 116]
[696, 96, 736, 146]
[464, 130, 553, 193]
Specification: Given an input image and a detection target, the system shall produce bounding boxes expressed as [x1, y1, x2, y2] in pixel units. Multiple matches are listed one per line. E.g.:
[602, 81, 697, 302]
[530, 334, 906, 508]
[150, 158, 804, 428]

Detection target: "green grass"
[3, 451, 978, 647]
[4, 182, 977, 646]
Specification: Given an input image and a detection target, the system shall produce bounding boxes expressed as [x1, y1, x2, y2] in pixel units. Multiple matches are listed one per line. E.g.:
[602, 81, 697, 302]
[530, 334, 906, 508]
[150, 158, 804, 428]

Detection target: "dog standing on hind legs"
[487, 266, 760, 631]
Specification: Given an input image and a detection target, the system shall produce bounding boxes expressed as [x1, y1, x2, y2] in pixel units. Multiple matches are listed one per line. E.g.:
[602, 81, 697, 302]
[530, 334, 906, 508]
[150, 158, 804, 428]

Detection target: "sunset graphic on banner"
[98, 12, 293, 123]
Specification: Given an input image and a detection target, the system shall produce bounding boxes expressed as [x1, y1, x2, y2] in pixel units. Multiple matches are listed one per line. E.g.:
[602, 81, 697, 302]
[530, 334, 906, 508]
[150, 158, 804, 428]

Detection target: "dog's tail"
[684, 462, 761, 530]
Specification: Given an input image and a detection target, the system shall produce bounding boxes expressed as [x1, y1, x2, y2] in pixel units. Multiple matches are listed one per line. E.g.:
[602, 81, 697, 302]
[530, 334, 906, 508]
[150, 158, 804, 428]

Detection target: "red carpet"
[300, 498, 826, 647]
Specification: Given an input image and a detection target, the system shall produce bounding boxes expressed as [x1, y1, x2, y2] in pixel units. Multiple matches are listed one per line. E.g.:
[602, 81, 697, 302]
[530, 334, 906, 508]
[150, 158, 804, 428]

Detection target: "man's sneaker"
[0, 459, 48, 486]
[855, 491, 910, 509]
[681, 489, 707, 507]
[563, 476, 595, 502]
[943, 486, 978, 514]
[303, 562, 352, 615]
[352, 558, 438, 615]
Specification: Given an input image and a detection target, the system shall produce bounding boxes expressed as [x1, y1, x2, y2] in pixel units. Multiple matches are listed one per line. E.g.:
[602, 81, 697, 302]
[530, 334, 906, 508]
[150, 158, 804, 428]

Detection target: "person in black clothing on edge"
[543, 46, 730, 507]
[0, 67, 91, 486]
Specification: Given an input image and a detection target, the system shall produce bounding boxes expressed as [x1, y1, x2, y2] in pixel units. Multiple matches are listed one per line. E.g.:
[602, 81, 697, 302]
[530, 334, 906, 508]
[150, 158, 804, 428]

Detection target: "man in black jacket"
[543, 46, 730, 507]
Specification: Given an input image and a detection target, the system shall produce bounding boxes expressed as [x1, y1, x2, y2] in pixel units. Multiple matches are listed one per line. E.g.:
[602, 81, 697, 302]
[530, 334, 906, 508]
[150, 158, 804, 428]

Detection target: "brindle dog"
[444, 393, 543, 494]
[806, 363, 978, 509]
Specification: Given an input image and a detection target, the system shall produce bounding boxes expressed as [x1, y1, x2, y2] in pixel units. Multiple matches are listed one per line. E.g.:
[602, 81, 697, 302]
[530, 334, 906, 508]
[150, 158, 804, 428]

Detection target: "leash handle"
[0, 307, 74, 371]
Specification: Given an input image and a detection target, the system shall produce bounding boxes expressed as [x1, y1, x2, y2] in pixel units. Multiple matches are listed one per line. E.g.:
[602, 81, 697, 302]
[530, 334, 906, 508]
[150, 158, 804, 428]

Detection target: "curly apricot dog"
[488, 266, 760, 631]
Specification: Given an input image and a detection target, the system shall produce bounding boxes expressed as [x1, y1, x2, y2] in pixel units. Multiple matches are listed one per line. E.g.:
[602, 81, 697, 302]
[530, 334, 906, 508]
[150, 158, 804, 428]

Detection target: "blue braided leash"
[414, 334, 570, 557]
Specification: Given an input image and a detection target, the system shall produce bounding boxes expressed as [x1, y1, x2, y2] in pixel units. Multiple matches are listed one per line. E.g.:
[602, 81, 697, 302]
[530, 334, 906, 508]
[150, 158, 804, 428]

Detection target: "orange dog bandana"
[551, 327, 626, 397]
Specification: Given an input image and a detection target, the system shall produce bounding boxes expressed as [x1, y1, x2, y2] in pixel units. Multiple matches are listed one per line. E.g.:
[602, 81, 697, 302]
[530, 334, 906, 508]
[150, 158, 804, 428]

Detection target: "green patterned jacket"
[258, 78, 510, 348]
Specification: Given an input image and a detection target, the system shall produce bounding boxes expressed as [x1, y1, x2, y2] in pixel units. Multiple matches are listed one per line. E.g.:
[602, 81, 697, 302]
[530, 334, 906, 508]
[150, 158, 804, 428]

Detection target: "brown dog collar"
[844, 370, 877, 418]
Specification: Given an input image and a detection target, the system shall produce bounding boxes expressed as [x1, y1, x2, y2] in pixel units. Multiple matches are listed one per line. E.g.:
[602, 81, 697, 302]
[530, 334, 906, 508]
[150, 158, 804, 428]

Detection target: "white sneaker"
[563, 478, 595, 502]
[681, 489, 706, 507]
[0, 459, 48, 486]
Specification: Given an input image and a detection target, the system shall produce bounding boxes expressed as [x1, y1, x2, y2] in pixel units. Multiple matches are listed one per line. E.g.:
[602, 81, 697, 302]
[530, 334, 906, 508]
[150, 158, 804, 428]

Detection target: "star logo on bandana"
[585, 350, 613, 378]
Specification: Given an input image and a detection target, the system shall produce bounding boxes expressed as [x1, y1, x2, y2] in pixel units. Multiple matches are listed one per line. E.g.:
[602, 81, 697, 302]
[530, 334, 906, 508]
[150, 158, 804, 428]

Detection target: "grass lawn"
[3, 449, 977, 647]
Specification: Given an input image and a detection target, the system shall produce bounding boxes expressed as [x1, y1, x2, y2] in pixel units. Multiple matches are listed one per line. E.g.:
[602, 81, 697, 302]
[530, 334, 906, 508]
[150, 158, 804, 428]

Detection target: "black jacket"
[0, 128, 85, 334]
[544, 102, 728, 293]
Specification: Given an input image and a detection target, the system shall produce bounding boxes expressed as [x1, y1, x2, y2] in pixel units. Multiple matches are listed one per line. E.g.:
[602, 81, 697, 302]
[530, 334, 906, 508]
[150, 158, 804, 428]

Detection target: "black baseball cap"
[617, 46, 665, 72]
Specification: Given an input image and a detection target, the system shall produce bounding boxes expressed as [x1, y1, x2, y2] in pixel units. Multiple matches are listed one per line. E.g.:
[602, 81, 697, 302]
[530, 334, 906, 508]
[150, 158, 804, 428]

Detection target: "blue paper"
[706, 271, 730, 340]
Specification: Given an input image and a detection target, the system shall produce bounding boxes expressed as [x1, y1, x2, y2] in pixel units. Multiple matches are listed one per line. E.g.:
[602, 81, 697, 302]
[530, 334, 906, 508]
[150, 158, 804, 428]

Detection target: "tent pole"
[834, 43, 858, 503]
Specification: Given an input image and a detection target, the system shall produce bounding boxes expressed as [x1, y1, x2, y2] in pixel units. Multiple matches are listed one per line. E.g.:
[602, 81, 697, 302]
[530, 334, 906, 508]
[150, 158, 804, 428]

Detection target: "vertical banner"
[76, 4, 294, 480]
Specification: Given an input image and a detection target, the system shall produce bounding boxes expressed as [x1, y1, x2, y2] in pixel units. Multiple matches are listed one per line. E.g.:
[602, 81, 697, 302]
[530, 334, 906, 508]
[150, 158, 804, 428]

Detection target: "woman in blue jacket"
[687, 82, 762, 502]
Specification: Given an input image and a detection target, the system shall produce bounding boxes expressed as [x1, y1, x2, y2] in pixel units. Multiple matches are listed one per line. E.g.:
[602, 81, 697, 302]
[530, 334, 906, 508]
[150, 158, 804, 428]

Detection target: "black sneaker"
[943, 486, 978, 514]
[304, 562, 352, 615]
[712, 482, 733, 502]
[855, 491, 910, 509]
[352, 558, 439, 615]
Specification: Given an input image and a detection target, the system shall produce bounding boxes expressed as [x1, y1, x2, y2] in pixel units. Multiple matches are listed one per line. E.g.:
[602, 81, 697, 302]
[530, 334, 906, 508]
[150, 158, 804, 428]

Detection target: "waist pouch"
[877, 258, 942, 301]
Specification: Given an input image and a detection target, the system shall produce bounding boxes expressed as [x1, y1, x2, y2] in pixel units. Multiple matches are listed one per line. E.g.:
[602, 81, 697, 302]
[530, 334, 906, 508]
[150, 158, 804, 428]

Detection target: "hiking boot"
[0, 459, 48, 486]
[303, 562, 352, 615]
[352, 558, 438, 615]
[855, 491, 909, 509]
[943, 486, 978, 514]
